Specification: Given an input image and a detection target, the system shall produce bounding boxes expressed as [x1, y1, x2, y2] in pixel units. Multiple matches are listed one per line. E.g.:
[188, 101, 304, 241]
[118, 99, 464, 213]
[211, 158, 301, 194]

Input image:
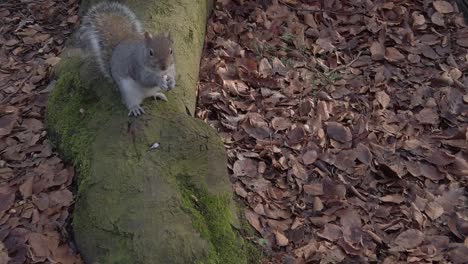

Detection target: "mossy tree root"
[46, 0, 258, 263]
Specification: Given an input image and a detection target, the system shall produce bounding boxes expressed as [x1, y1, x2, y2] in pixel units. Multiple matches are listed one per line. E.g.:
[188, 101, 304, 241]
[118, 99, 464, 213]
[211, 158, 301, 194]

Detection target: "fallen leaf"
[274, 230, 289, 246]
[433, 1, 454, 14]
[425, 201, 444, 220]
[28, 233, 50, 261]
[355, 143, 372, 165]
[19, 176, 34, 198]
[456, 37, 468, 47]
[303, 183, 323, 196]
[45, 56, 61, 66]
[259, 58, 272, 77]
[420, 162, 445, 180]
[431, 12, 445, 26]
[375, 90, 391, 108]
[370, 41, 385, 60]
[380, 194, 405, 204]
[326, 122, 352, 143]
[317, 224, 342, 241]
[233, 158, 258, 177]
[244, 208, 262, 233]
[0, 242, 9, 264]
[449, 245, 468, 264]
[415, 108, 439, 125]
[0, 187, 15, 213]
[301, 150, 318, 165]
[0, 114, 18, 137]
[271, 117, 291, 131]
[385, 47, 405, 62]
[393, 229, 424, 250]
[412, 12, 425, 26]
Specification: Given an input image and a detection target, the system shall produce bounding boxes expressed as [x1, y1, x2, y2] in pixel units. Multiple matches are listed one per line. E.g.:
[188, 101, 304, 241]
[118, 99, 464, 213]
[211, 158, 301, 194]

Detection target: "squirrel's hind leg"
[153, 93, 167, 102]
[117, 78, 146, 116]
[152, 92, 168, 102]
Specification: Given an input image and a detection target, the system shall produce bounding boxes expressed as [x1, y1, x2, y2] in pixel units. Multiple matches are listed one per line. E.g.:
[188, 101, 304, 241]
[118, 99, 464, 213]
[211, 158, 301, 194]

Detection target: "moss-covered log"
[46, 0, 255, 263]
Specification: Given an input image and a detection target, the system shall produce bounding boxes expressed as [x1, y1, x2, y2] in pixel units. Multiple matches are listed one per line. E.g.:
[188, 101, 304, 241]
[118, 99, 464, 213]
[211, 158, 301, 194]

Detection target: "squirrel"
[79, 2, 176, 116]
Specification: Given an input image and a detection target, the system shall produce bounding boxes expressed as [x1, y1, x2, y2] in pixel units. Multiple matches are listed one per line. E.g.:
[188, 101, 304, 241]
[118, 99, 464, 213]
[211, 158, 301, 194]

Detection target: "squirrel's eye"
[149, 49, 154, 56]
[169, 49, 173, 54]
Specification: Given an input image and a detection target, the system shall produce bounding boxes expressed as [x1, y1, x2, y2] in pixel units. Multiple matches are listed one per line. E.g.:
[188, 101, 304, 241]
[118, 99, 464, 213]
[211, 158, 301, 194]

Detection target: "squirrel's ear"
[144, 32, 153, 40]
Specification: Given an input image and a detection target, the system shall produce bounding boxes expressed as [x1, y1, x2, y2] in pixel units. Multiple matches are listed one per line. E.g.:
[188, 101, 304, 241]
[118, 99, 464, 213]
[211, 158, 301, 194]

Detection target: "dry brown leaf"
[274, 230, 289, 246]
[415, 108, 439, 125]
[19, 176, 34, 198]
[0, 113, 18, 137]
[380, 194, 405, 204]
[45, 56, 61, 66]
[259, 58, 272, 77]
[420, 162, 445, 181]
[420, 44, 439, 59]
[393, 229, 425, 250]
[456, 37, 468, 47]
[303, 183, 323, 196]
[375, 90, 391, 108]
[355, 143, 372, 165]
[425, 201, 444, 220]
[301, 150, 318, 165]
[326, 122, 352, 143]
[412, 12, 425, 26]
[385, 47, 405, 62]
[449, 245, 468, 264]
[290, 156, 307, 180]
[370, 41, 385, 60]
[433, 1, 454, 14]
[272, 57, 287, 76]
[0, 242, 9, 264]
[244, 208, 262, 233]
[233, 158, 258, 177]
[28, 233, 50, 261]
[271, 117, 291, 131]
[0, 187, 15, 213]
[32, 193, 49, 211]
[431, 12, 445, 26]
[317, 224, 342, 242]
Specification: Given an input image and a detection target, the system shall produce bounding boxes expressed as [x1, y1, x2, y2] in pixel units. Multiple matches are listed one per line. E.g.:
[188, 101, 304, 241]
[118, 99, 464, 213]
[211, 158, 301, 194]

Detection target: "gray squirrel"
[79, 2, 176, 116]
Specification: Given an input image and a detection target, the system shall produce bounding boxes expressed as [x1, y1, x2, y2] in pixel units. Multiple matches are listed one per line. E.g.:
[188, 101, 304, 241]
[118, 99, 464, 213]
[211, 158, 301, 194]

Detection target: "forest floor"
[1, 0, 467, 263]
[196, 0, 468, 263]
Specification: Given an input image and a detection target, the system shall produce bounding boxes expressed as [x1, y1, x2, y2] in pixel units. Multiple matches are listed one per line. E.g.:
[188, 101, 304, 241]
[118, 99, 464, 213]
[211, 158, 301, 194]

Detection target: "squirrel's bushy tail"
[79, 2, 143, 79]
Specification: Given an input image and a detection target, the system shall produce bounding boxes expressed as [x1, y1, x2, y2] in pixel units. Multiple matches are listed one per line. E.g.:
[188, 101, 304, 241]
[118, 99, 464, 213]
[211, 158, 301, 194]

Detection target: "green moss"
[236, 203, 266, 263]
[177, 174, 247, 264]
[145, 1, 175, 16]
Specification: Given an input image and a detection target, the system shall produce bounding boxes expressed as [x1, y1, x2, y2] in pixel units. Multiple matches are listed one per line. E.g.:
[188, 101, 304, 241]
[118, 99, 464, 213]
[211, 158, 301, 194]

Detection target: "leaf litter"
[0, 0, 82, 263]
[197, 0, 468, 263]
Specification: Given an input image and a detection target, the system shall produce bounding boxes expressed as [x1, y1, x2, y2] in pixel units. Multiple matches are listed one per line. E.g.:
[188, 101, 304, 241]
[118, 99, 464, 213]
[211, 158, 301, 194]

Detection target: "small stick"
[326, 51, 363, 76]
[281, 2, 366, 16]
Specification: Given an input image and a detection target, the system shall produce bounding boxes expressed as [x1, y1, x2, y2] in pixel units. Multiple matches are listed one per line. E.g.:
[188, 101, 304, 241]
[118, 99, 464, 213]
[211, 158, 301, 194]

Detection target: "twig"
[0, 71, 33, 104]
[326, 51, 363, 76]
[281, 2, 366, 16]
[349, 185, 367, 201]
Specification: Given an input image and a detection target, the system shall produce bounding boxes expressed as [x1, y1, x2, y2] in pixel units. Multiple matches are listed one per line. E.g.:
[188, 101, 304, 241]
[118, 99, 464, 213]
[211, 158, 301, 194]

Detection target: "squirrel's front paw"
[158, 77, 169, 90]
[159, 75, 175, 91]
[167, 76, 176, 90]
[128, 105, 145, 117]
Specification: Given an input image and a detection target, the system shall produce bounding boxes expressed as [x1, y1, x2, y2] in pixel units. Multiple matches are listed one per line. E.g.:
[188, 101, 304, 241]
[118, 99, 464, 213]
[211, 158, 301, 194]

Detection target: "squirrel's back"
[80, 2, 143, 78]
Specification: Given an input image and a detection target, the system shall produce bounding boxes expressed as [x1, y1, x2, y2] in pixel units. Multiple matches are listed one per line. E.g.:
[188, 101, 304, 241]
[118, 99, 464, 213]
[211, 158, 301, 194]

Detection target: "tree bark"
[46, 0, 254, 263]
